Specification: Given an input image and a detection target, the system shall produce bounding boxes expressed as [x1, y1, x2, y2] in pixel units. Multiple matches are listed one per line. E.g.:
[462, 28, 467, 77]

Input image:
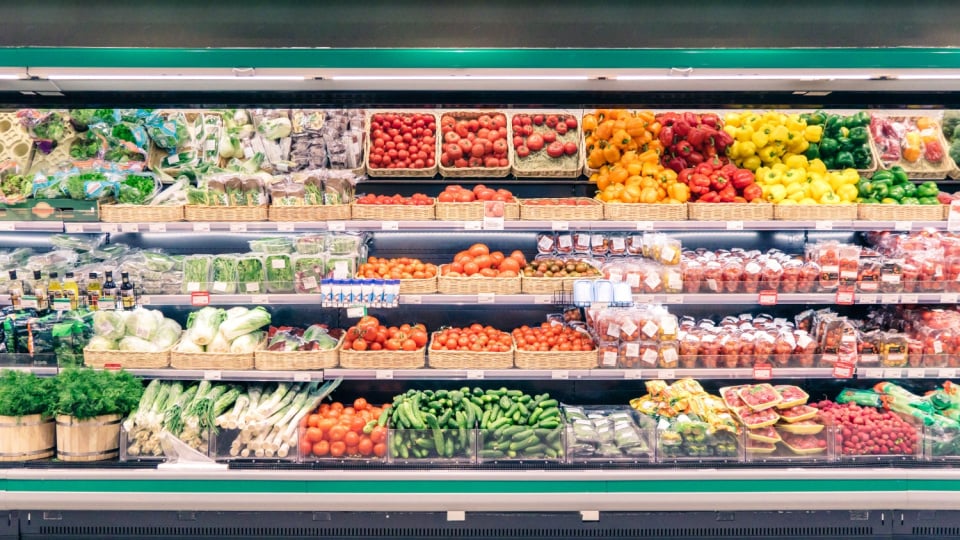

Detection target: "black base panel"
[15, 509, 900, 540]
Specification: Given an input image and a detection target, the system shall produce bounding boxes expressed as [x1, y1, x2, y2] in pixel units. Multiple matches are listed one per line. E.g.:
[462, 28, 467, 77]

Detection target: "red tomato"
[527, 134, 544, 152]
[546, 141, 565, 158]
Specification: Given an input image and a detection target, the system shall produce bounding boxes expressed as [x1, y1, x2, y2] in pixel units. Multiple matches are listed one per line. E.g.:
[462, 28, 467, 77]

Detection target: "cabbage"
[93, 310, 126, 340]
[86, 335, 118, 351]
[230, 331, 264, 353]
[119, 336, 159, 352]
[217, 306, 271, 341]
[187, 307, 226, 346]
[125, 308, 163, 341]
[207, 331, 231, 353]
[153, 318, 183, 350]
[174, 339, 204, 353]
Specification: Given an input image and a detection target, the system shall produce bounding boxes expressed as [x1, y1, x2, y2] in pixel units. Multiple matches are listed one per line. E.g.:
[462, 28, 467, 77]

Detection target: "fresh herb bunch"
[117, 174, 157, 204]
[69, 131, 101, 160]
[0, 370, 53, 417]
[47, 368, 144, 420]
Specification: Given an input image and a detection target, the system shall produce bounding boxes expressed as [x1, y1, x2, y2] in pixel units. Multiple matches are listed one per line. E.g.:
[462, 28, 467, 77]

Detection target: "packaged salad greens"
[182, 255, 212, 293]
[211, 255, 239, 294]
[293, 254, 325, 294]
[325, 254, 356, 280]
[294, 234, 325, 255]
[264, 254, 294, 293]
[327, 233, 364, 255]
[236, 254, 266, 294]
[248, 237, 294, 254]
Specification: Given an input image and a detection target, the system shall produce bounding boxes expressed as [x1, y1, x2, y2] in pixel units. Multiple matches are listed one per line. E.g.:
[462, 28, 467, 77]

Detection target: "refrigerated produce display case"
[8, 44, 960, 540]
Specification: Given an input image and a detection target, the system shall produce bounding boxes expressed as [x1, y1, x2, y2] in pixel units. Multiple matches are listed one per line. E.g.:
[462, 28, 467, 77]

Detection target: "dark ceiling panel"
[2, 0, 960, 48]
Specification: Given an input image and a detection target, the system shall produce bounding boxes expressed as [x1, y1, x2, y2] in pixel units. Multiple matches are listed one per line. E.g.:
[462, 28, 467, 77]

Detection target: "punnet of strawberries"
[813, 400, 918, 456]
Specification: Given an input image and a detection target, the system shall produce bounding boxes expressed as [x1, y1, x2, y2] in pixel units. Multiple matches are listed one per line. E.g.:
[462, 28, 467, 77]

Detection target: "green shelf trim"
[0, 477, 929, 495]
[5, 47, 960, 70]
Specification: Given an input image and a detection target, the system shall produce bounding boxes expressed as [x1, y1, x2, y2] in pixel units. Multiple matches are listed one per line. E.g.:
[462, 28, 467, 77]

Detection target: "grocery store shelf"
[324, 367, 835, 380]
[0, 221, 65, 232]
[858, 366, 959, 379]
[123, 369, 323, 382]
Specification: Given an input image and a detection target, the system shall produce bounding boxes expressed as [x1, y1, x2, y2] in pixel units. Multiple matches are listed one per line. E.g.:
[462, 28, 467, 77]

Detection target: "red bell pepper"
[719, 184, 737, 202]
[705, 155, 724, 170]
[743, 183, 763, 202]
[674, 121, 692, 137]
[687, 151, 704, 165]
[659, 126, 675, 148]
[666, 157, 687, 173]
[678, 168, 694, 185]
[731, 169, 756, 190]
[700, 113, 720, 128]
[674, 140, 694, 157]
[715, 131, 734, 151]
[711, 173, 729, 191]
[689, 173, 712, 194]
[683, 112, 699, 127]
[687, 127, 706, 148]
[720, 163, 739, 178]
[699, 190, 719, 203]
[694, 163, 714, 176]
[658, 112, 680, 127]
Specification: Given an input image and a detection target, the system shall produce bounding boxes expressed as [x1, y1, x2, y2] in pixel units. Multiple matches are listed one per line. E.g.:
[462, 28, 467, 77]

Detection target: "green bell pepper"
[860, 197, 880, 204]
[871, 170, 895, 183]
[806, 110, 827, 126]
[819, 137, 839, 156]
[890, 166, 910, 185]
[901, 197, 920, 205]
[843, 115, 864, 130]
[848, 126, 869, 145]
[919, 197, 940, 205]
[805, 144, 821, 160]
[825, 115, 842, 133]
[881, 197, 900, 205]
[838, 137, 855, 152]
[852, 147, 872, 169]
[888, 185, 906, 201]
[858, 181, 873, 198]
[853, 111, 871, 126]
[823, 157, 837, 169]
[836, 151, 856, 169]
[902, 183, 918, 198]
[918, 181, 940, 198]
[871, 181, 891, 199]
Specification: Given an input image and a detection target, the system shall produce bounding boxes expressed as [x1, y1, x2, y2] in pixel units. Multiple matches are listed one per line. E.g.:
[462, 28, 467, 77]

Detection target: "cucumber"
[509, 434, 539, 451]
[499, 395, 512, 410]
[538, 399, 558, 409]
[480, 449, 505, 459]
[506, 389, 523, 398]
[511, 429, 535, 442]
[377, 407, 391, 427]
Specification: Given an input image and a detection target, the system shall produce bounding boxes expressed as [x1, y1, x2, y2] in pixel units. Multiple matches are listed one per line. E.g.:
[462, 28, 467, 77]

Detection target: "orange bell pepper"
[603, 145, 621, 164]
[609, 166, 629, 185]
[667, 183, 690, 203]
[637, 149, 659, 164]
[582, 114, 598, 133]
[639, 187, 660, 204]
[596, 120, 614, 140]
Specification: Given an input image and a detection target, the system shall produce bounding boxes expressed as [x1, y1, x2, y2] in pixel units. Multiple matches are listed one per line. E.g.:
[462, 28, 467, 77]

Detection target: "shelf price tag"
[346, 306, 367, 318]
[375, 370, 394, 380]
[832, 361, 855, 379]
[908, 368, 926, 379]
[293, 373, 313, 382]
[894, 221, 912, 232]
[858, 294, 879, 304]
[192, 223, 211, 232]
[623, 370, 643, 380]
[190, 292, 211, 307]
[328, 221, 346, 232]
[657, 369, 676, 380]
[120, 224, 139, 233]
[836, 286, 855, 306]
[941, 293, 959, 304]
[726, 221, 744, 231]
[466, 370, 485, 380]
[483, 202, 505, 230]
[758, 290, 778, 306]
[65, 223, 84, 233]
[103, 363, 122, 372]
[949, 200, 960, 232]
[148, 223, 167, 233]
[464, 221, 482, 230]
[815, 221, 833, 231]
[884, 368, 904, 379]
[635, 221, 654, 231]
[881, 294, 900, 304]
[551, 221, 569, 231]
[381, 221, 399, 231]
[667, 295, 684, 304]
[203, 371, 222, 381]
[753, 363, 773, 380]
[939, 368, 958, 379]
[551, 370, 569, 380]
[277, 223, 295, 232]
[477, 293, 496, 304]
[901, 294, 919, 304]
[404, 295, 422, 305]
[229, 223, 248, 232]
[0, 223, 14, 231]
[100, 223, 119, 233]
[250, 295, 269, 305]
[862, 368, 885, 379]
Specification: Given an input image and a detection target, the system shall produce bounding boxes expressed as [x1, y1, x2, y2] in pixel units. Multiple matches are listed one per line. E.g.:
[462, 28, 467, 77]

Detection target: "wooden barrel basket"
[56, 414, 122, 462]
[0, 414, 55, 462]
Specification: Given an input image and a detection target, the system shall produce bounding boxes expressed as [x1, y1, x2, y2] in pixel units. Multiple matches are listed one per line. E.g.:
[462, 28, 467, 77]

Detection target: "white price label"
[139, 296, 152, 305]
[477, 293, 495, 304]
[534, 295, 552, 305]
[667, 295, 684, 304]
[635, 221, 654, 231]
[657, 369, 676, 380]
[624, 370, 643, 379]
[293, 373, 313, 382]
[229, 223, 247, 232]
[726, 221, 744, 231]
[100, 223, 119, 233]
[483, 216, 505, 230]
[863, 368, 885, 379]
[466, 370, 485, 380]
[942, 293, 959, 303]
[381, 221, 399, 231]
[375, 370, 394, 380]
[938, 368, 958, 379]
[346, 306, 366, 318]
[0, 223, 14, 231]
[277, 223, 295, 232]
[119, 224, 139, 233]
[203, 371, 222, 381]
[404, 295, 422, 305]
[65, 223, 84, 233]
[328, 221, 346, 232]
[858, 294, 879, 304]
[464, 221, 483, 230]
[881, 294, 900, 304]
[251, 295, 269, 305]
[815, 221, 834, 230]
[633, 295, 653, 304]
[884, 368, 903, 379]
[908, 368, 926, 379]
[901, 294, 919, 304]
[192, 223, 211, 232]
[551, 221, 569, 231]
[551, 370, 569, 380]
[894, 221, 912, 231]
[148, 223, 167, 233]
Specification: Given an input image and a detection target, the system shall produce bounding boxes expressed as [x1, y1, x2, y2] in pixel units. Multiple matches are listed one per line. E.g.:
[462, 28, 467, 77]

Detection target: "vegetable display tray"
[427, 335, 514, 370]
[99, 203, 184, 223]
[688, 202, 774, 221]
[83, 347, 171, 369]
[364, 111, 438, 178]
[253, 336, 343, 371]
[513, 348, 598, 370]
[399, 276, 437, 295]
[437, 273, 521, 295]
[170, 350, 255, 371]
[437, 110, 512, 178]
[349, 201, 435, 221]
[510, 110, 583, 178]
[520, 198, 604, 221]
[338, 346, 426, 370]
[603, 203, 687, 221]
[435, 201, 519, 221]
[268, 204, 351, 222]
[857, 203, 945, 221]
[772, 204, 858, 221]
[184, 205, 268, 222]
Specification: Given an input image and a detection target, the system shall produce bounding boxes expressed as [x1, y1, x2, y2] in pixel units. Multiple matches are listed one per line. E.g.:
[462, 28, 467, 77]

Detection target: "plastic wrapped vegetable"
[236, 255, 266, 294]
[124, 308, 163, 342]
[294, 255, 325, 294]
[92, 310, 127, 341]
[265, 254, 294, 293]
[182, 255, 212, 293]
[211, 255, 239, 294]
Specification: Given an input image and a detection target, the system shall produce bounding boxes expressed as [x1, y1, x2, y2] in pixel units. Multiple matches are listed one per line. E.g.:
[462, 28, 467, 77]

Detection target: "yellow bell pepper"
[736, 126, 755, 143]
[766, 184, 787, 203]
[803, 125, 823, 143]
[808, 179, 832, 201]
[752, 131, 770, 149]
[787, 138, 810, 154]
[787, 190, 805, 202]
[770, 125, 789, 143]
[799, 197, 818, 205]
[840, 168, 860, 184]
[723, 125, 738, 139]
[783, 169, 806, 186]
[771, 163, 789, 173]
[785, 182, 806, 197]
[785, 116, 805, 132]
[758, 145, 780, 163]
[808, 159, 828, 174]
[761, 169, 784, 185]
[837, 184, 859, 202]
[820, 192, 841, 204]
[784, 155, 809, 170]
[742, 156, 762, 171]
[724, 113, 742, 127]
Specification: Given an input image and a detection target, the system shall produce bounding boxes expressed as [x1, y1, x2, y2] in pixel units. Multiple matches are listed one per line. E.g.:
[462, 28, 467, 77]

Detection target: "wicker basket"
[520, 198, 603, 221]
[399, 276, 438, 295]
[268, 204, 351, 222]
[604, 203, 687, 221]
[254, 335, 343, 371]
[438, 272, 521, 295]
[438, 110, 511, 178]
[521, 275, 599, 295]
[427, 335, 515, 370]
[773, 204, 858, 221]
[350, 201, 435, 221]
[0, 113, 33, 166]
[83, 347, 171, 369]
[435, 201, 519, 221]
[170, 343, 256, 370]
[99, 203, 184, 223]
[857, 204, 946, 221]
[872, 114, 958, 179]
[184, 205, 268, 222]
[510, 110, 583, 178]
[688, 203, 774, 221]
[365, 111, 439, 178]
[514, 348, 599, 370]
[338, 346, 426, 369]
